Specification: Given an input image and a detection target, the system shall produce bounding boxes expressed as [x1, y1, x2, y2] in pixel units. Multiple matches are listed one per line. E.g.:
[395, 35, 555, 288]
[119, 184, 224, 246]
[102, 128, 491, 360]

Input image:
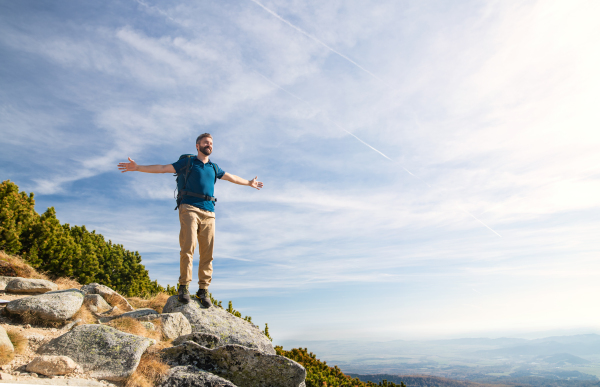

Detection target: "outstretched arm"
[117, 157, 175, 174]
[221, 172, 263, 190]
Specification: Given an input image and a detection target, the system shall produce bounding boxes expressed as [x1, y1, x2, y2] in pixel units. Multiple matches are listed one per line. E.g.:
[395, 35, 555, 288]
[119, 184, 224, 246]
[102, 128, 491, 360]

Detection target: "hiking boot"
[178, 284, 191, 304]
[196, 288, 212, 308]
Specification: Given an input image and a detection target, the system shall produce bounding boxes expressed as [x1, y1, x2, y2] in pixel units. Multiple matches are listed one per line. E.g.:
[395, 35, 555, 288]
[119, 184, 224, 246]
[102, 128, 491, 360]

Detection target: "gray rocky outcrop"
[38, 324, 154, 381]
[80, 283, 134, 312]
[137, 312, 192, 340]
[172, 332, 220, 348]
[0, 325, 14, 353]
[98, 307, 158, 323]
[0, 276, 23, 291]
[83, 294, 111, 314]
[6, 288, 84, 322]
[162, 341, 305, 387]
[26, 355, 80, 376]
[5, 278, 58, 294]
[163, 296, 275, 354]
[160, 365, 238, 387]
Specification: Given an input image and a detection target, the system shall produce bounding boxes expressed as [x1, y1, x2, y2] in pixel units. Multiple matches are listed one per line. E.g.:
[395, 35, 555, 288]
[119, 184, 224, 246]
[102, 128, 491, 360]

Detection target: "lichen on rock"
[38, 324, 154, 381]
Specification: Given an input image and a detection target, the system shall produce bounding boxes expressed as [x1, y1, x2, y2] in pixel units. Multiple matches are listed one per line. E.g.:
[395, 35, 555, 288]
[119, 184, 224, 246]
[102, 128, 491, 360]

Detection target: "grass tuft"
[7, 328, 27, 355]
[10, 310, 62, 328]
[107, 317, 161, 341]
[54, 276, 82, 290]
[0, 344, 14, 365]
[71, 304, 97, 325]
[126, 292, 170, 314]
[125, 347, 170, 387]
[0, 251, 48, 280]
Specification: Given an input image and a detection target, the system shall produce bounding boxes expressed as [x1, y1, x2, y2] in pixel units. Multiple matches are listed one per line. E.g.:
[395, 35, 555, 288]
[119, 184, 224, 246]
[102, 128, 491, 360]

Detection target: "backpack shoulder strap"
[211, 162, 218, 184]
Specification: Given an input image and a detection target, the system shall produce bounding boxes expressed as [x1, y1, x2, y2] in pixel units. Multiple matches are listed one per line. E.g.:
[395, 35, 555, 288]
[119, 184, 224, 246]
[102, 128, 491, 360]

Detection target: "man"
[117, 133, 263, 307]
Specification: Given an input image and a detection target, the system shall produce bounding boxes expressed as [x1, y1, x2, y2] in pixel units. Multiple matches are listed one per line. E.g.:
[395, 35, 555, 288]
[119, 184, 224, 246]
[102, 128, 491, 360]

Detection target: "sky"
[1, 0, 599, 345]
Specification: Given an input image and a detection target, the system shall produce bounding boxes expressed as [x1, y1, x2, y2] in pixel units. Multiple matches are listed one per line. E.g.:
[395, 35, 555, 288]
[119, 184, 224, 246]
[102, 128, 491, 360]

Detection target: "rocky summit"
[0, 274, 306, 386]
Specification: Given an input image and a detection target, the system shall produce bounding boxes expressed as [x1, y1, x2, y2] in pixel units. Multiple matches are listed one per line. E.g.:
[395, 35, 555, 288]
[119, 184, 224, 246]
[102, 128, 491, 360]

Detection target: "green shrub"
[0, 180, 165, 297]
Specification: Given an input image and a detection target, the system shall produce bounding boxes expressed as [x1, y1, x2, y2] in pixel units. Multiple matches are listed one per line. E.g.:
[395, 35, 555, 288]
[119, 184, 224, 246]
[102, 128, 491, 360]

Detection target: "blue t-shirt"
[172, 157, 225, 213]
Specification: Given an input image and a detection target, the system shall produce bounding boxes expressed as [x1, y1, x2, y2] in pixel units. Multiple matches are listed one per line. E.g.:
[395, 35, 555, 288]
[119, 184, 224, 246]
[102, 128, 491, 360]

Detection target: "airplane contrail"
[248, 0, 384, 83]
[131, 2, 501, 238]
[257, 73, 502, 237]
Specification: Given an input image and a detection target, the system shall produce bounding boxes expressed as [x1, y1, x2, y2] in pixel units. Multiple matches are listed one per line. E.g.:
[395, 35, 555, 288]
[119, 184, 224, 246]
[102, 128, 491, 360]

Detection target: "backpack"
[174, 154, 218, 210]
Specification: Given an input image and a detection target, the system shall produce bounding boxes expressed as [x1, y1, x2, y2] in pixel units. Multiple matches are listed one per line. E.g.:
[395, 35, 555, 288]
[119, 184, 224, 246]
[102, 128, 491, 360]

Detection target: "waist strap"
[180, 190, 217, 202]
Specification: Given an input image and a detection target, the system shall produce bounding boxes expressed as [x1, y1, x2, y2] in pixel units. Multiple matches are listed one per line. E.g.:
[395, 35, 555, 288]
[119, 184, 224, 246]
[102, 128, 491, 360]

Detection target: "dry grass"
[0, 251, 48, 280]
[7, 329, 27, 354]
[104, 293, 133, 311]
[126, 292, 170, 313]
[0, 344, 14, 365]
[11, 310, 62, 328]
[0, 328, 28, 364]
[54, 276, 82, 290]
[125, 349, 170, 387]
[107, 317, 161, 341]
[71, 304, 97, 325]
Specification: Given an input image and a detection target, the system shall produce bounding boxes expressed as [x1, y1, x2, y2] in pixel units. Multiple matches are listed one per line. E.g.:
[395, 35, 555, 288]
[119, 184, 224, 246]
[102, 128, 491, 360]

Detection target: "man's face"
[197, 137, 213, 156]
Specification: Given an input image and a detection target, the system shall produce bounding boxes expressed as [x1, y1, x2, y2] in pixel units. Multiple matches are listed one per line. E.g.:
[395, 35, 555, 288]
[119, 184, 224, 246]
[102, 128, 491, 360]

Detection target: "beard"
[200, 146, 212, 156]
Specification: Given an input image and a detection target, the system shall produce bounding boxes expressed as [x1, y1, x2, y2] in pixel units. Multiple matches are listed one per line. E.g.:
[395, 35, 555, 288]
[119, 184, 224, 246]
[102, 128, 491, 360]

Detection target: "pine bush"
[0, 180, 165, 297]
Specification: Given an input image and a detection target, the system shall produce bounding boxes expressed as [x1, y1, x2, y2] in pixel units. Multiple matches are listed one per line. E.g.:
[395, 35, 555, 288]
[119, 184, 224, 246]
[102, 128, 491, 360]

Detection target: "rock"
[98, 308, 158, 323]
[162, 342, 305, 387]
[6, 289, 84, 322]
[26, 355, 80, 376]
[172, 332, 220, 348]
[83, 294, 111, 314]
[163, 296, 274, 354]
[137, 312, 192, 340]
[0, 326, 14, 353]
[0, 275, 23, 290]
[0, 372, 13, 380]
[5, 278, 58, 294]
[80, 283, 134, 312]
[160, 365, 238, 387]
[38, 324, 154, 381]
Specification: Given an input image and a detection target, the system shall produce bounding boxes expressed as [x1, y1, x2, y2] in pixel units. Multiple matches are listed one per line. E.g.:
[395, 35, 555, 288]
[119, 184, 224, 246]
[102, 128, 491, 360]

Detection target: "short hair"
[196, 133, 213, 144]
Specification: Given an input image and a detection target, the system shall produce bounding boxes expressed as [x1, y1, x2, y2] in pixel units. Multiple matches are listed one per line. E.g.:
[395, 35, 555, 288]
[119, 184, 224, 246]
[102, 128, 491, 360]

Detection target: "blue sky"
[1, 0, 599, 344]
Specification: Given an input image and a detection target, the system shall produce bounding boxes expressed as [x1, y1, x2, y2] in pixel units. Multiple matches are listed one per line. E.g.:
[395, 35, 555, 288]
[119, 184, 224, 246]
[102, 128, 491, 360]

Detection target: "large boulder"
[137, 312, 192, 340]
[80, 283, 134, 312]
[83, 294, 111, 314]
[5, 278, 58, 294]
[160, 365, 237, 387]
[6, 288, 84, 322]
[38, 324, 154, 381]
[163, 296, 274, 354]
[162, 341, 305, 387]
[0, 326, 14, 353]
[26, 355, 80, 376]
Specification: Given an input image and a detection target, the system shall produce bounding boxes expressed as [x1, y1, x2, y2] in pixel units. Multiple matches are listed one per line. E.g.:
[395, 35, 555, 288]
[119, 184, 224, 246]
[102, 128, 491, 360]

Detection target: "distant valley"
[280, 334, 600, 386]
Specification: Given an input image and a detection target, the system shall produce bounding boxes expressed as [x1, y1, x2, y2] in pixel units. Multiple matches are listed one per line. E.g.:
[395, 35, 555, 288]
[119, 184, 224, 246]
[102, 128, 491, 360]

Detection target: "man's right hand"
[118, 157, 138, 173]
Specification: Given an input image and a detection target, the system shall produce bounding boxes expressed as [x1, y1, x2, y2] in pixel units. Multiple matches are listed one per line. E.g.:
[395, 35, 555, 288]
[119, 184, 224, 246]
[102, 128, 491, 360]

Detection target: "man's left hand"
[249, 176, 263, 190]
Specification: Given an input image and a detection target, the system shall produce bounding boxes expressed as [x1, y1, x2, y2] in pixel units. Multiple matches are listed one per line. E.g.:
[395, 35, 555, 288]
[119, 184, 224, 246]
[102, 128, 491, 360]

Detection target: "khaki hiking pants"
[178, 204, 215, 289]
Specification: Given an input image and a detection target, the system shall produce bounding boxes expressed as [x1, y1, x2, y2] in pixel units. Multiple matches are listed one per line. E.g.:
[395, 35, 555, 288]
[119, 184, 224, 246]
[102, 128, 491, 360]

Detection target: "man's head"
[196, 133, 213, 156]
